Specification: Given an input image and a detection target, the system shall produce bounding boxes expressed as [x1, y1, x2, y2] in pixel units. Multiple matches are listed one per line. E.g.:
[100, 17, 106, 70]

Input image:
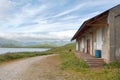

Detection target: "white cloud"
[0, 30, 76, 41]
[81, 11, 101, 20]
[10, 21, 80, 33]
[19, 4, 46, 18]
[0, 0, 15, 20]
[4, 10, 101, 33]
[0, 0, 120, 42]
[48, 30, 76, 39]
[59, 15, 80, 21]
[53, 3, 86, 17]
[6, 4, 47, 27]
[0, 0, 13, 13]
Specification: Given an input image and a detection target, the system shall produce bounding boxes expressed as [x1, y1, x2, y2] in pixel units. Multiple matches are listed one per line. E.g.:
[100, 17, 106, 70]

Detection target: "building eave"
[71, 10, 109, 41]
[71, 4, 120, 41]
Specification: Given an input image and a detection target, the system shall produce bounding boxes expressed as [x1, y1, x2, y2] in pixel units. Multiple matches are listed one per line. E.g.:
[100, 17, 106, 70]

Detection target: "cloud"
[0, 30, 76, 41]
[53, 3, 86, 18]
[0, 0, 15, 20]
[9, 20, 80, 33]
[0, 0, 120, 42]
[60, 15, 79, 20]
[7, 4, 47, 27]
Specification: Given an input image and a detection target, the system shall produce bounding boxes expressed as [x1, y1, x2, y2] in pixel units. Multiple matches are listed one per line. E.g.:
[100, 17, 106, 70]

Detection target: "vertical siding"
[96, 28, 103, 50]
[102, 26, 110, 62]
[90, 35, 93, 55]
[76, 40, 79, 51]
[80, 38, 85, 52]
[93, 31, 97, 56]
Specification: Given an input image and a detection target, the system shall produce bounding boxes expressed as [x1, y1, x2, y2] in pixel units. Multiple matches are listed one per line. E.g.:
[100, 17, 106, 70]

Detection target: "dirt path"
[0, 54, 58, 80]
[0, 54, 81, 80]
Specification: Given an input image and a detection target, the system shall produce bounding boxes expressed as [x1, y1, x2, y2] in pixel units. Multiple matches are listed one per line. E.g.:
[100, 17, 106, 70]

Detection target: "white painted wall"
[96, 28, 103, 50]
[81, 38, 85, 48]
[90, 36, 93, 55]
[78, 39, 81, 51]
[84, 38, 87, 53]
[76, 40, 79, 51]
[80, 37, 86, 52]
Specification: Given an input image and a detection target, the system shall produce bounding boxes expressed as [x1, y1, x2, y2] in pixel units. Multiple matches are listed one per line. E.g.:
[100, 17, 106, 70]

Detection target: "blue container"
[95, 50, 101, 58]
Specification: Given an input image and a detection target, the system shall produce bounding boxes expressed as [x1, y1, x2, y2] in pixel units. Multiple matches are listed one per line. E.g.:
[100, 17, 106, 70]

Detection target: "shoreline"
[0, 48, 50, 54]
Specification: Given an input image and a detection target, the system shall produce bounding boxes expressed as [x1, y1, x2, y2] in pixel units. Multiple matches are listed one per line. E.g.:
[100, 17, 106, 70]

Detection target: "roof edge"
[71, 4, 120, 41]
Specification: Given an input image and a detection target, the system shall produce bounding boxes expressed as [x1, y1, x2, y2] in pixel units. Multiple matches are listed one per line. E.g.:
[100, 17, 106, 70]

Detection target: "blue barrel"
[95, 50, 101, 58]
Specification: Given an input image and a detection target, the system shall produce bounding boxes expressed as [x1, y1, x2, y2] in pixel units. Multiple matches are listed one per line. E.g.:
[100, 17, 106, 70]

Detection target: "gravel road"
[0, 54, 56, 80]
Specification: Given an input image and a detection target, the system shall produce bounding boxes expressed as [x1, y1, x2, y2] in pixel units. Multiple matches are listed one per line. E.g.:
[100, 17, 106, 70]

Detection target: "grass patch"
[45, 43, 120, 80]
[103, 62, 120, 69]
[45, 43, 76, 54]
[0, 42, 120, 80]
[59, 54, 120, 80]
[0, 43, 75, 64]
[60, 52, 88, 71]
[0, 51, 53, 63]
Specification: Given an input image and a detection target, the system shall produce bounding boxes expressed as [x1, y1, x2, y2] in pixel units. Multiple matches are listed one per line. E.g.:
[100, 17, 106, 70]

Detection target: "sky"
[0, 0, 120, 41]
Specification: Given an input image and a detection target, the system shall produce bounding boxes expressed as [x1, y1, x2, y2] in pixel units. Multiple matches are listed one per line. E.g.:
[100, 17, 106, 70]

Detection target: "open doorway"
[87, 39, 90, 54]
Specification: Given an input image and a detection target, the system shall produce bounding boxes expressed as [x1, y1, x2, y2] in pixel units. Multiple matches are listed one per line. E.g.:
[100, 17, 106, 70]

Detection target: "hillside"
[45, 42, 76, 54]
[24, 44, 57, 48]
[21, 40, 70, 46]
[0, 37, 21, 48]
[0, 37, 70, 48]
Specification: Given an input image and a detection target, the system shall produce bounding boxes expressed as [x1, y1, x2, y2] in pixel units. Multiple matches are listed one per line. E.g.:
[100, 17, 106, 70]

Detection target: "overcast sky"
[0, 0, 120, 41]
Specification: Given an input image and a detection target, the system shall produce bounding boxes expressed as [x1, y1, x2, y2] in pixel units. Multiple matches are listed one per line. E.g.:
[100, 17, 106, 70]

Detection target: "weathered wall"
[76, 39, 81, 51]
[92, 30, 97, 56]
[96, 28, 103, 50]
[80, 38, 85, 52]
[108, 5, 120, 62]
[86, 34, 93, 55]
[76, 40, 79, 51]
[91, 26, 110, 63]
[102, 26, 110, 63]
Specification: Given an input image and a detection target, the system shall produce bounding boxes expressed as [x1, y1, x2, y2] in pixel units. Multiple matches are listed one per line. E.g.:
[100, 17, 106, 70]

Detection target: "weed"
[60, 52, 89, 72]
[103, 62, 120, 69]
[113, 69, 120, 80]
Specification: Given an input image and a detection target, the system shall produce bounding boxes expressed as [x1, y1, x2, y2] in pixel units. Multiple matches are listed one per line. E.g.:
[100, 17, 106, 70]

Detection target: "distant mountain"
[20, 40, 70, 46]
[0, 37, 70, 48]
[0, 37, 21, 47]
[25, 44, 57, 48]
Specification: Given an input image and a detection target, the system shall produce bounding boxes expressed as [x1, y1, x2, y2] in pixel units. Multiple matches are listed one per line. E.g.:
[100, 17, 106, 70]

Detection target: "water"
[0, 48, 50, 54]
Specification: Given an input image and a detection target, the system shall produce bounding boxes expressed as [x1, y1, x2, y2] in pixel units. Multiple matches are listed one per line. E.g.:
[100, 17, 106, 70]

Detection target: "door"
[87, 39, 90, 54]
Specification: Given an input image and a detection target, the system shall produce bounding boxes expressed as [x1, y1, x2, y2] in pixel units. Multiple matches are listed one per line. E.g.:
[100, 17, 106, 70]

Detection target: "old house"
[71, 4, 120, 63]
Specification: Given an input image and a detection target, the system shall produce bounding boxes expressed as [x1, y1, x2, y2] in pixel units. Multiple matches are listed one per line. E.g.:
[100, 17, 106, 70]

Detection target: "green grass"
[45, 42, 76, 54]
[59, 52, 120, 80]
[0, 42, 120, 80]
[0, 51, 53, 63]
[0, 43, 75, 63]
[60, 52, 89, 71]
[103, 62, 120, 69]
[44, 43, 120, 80]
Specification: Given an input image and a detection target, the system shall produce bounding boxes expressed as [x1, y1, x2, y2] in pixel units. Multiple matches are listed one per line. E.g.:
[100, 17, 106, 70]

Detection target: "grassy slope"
[24, 44, 57, 48]
[44, 43, 120, 80]
[0, 43, 75, 63]
[0, 43, 120, 80]
[1, 43, 57, 48]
